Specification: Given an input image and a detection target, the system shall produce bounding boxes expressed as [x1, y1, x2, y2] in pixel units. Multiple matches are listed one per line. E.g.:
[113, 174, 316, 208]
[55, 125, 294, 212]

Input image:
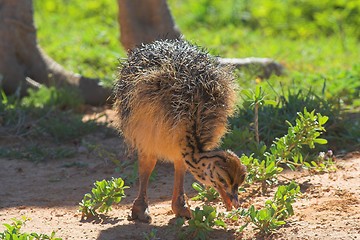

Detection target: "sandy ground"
[0, 111, 359, 240]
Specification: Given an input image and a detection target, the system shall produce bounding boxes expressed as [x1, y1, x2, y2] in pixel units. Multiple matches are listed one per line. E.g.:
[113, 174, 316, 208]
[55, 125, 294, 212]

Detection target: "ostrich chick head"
[192, 150, 247, 210]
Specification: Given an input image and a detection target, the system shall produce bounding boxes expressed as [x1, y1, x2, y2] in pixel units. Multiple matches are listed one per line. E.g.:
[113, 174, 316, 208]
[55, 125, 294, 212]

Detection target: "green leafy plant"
[79, 177, 129, 218]
[0, 216, 62, 240]
[227, 181, 300, 235]
[240, 153, 282, 193]
[241, 107, 329, 193]
[241, 85, 277, 144]
[181, 205, 226, 240]
[191, 182, 219, 202]
[268, 107, 329, 164]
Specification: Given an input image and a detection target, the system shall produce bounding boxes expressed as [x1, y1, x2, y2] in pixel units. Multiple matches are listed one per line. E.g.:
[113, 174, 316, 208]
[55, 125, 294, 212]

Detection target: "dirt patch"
[275, 154, 360, 240]
[0, 111, 359, 239]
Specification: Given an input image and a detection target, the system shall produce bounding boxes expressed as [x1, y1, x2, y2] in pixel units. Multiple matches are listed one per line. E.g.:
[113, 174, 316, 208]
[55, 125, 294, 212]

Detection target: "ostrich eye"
[218, 177, 227, 187]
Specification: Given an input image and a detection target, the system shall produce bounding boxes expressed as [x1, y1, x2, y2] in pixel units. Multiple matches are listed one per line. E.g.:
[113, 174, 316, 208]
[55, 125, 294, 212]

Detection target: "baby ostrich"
[114, 39, 246, 223]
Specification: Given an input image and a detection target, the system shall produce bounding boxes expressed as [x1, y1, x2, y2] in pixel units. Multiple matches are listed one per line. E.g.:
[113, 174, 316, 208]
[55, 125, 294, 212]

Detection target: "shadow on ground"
[97, 219, 236, 240]
[0, 153, 198, 209]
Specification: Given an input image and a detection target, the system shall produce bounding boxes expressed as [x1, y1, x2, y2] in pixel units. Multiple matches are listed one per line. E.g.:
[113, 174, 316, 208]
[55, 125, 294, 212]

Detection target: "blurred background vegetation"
[1, 0, 359, 161]
[33, 0, 360, 85]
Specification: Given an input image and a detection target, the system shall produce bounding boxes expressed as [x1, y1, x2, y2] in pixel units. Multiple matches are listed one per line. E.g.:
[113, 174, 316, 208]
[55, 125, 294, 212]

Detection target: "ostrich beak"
[231, 192, 239, 209]
[217, 187, 239, 211]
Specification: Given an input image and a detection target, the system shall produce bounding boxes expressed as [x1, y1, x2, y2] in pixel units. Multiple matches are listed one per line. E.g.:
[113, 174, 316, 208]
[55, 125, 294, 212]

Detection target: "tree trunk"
[117, 0, 181, 51]
[0, 0, 110, 105]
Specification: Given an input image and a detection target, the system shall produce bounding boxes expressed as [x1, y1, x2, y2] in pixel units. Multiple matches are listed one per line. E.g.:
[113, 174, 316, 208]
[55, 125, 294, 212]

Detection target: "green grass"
[169, 0, 360, 38]
[0, 86, 105, 162]
[34, 0, 123, 86]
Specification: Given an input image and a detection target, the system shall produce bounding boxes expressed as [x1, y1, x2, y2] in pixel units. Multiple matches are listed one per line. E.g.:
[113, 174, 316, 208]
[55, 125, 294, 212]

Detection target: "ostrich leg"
[129, 154, 157, 223]
[171, 159, 191, 218]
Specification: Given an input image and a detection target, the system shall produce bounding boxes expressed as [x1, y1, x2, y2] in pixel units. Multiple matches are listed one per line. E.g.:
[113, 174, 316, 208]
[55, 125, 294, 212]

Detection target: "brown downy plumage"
[114, 39, 246, 223]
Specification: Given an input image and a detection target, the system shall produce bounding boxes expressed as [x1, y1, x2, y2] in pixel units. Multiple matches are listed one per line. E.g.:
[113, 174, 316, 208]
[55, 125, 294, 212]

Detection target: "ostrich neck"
[182, 129, 202, 168]
[182, 114, 204, 169]
[180, 104, 221, 187]
[182, 120, 214, 185]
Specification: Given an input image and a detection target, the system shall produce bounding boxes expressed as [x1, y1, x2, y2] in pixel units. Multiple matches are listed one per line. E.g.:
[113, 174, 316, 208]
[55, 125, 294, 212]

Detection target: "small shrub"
[179, 205, 226, 240]
[227, 181, 300, 235]
[241, 108, 329, 193]
[0, 216, 62, 240]
[79, 177, 129, 218]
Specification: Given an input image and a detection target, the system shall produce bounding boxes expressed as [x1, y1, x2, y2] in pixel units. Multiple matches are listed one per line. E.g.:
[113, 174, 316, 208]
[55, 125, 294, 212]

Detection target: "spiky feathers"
[114, 39, 236, 161]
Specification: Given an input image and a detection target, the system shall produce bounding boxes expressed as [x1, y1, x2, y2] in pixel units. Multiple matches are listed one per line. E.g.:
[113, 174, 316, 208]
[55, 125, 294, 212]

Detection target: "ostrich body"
[114, 39, 246, 222]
